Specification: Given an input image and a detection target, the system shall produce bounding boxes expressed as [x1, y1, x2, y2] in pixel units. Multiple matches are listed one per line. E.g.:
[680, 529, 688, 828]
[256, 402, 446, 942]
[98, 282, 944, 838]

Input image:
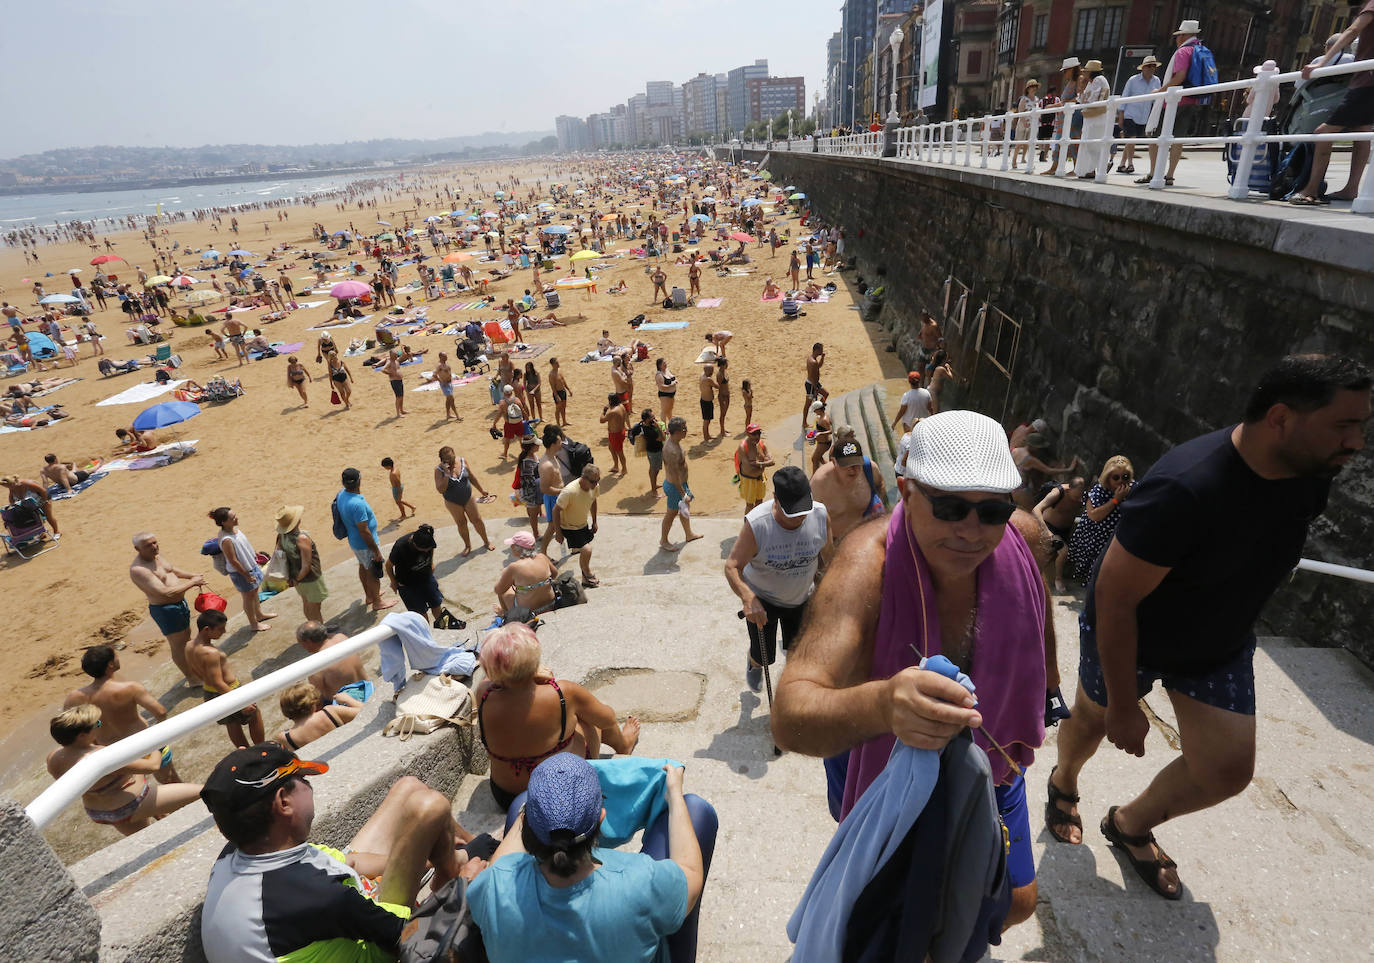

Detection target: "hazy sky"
[3, 0, 839, 155]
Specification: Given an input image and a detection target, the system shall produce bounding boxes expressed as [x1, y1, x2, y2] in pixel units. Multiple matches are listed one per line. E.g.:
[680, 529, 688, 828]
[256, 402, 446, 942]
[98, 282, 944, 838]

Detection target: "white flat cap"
[903, 410, 1023, 493]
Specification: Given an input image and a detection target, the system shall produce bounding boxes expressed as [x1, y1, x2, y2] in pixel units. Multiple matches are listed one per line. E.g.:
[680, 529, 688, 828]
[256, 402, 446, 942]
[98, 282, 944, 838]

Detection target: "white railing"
[806, 57, 1374, 213]
[1297, 558, 1374, 584]
[25, 623, 399, 829]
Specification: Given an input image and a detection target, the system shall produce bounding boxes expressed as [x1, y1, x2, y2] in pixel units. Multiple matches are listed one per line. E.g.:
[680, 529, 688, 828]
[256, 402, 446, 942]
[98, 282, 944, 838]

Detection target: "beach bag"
[553, 570, 587, 609]
[564, 439, 594, 477]
[330, 496, 348, 540]
[383, 674, 472, 740]
[194, 590, 228, 613]
[330, 389, 341, 405]
[262, 549, 290, 591]
[208, 536, 231, 576]
[398, 877, 486, 963]
[633, 432, 647, 457]
[1184, 41, 1219, 104]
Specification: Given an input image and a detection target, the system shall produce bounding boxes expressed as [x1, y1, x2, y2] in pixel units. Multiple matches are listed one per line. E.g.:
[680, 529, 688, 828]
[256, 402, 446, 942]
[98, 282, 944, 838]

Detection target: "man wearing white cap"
[774, 410, 1050, 928]
[1135, 20, 1212, 187]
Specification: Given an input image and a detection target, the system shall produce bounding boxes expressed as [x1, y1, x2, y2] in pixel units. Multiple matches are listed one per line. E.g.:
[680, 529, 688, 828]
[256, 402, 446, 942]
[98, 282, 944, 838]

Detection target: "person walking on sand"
[492, 384, 531, 460]
[381, 456, 417, 519]
[688, 260, 702, 299]
[628, 408, 666, 497]
[655, 358, 678, 423]
[548, 357, 570, 427]
[600, 393, 629, 476]
[650, 265, 668, 303]
[436, 445, 495, 556]
[185, 610, 266, 749]
[326, 352, 353, 410]
[335, 467, 397, 612]
[129, 532, 207, 686]
[209, 507, 276, 632]
[660, 416, 704, 552]
[432, 352, 462, 422]
[274, 505, 328, 623]
[381, 349, 407, 418]
[788, 249, 801, 290]
[285, 356, 312, 407]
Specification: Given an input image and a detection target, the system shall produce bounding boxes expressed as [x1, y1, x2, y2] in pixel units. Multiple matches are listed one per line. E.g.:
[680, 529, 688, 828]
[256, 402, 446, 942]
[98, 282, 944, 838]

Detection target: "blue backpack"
[1184, 41, 1218, 104]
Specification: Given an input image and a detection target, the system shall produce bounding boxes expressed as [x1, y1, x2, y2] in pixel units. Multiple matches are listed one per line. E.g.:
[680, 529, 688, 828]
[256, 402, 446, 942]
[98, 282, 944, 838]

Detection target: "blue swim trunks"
[663, 480, 691, 512]
[543, 492, 557, 522]
[1077, 614, 1257, 716]
[995, 769, 1035, 888]
[148, 600, 190, 636]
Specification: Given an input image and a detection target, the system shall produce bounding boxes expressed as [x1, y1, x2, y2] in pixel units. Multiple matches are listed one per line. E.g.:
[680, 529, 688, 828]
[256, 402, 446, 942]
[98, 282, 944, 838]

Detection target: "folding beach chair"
[2, 498, 59, 559]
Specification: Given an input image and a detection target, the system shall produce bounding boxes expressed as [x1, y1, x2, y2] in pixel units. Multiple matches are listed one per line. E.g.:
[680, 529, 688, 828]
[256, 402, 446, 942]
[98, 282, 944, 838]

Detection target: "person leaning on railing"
[1289, 1, 1374, 205]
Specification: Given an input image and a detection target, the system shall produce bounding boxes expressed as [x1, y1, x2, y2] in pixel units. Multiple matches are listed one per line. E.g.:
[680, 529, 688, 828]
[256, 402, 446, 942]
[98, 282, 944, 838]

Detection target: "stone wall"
[0, 798, 101, 962]
[725, 148, 1374, 662]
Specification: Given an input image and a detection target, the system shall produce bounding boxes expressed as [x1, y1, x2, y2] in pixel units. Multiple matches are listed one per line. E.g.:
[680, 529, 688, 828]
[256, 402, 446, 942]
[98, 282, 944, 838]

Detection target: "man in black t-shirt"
[1045, 355, 1370, 901]
[385, 524, 443, 624]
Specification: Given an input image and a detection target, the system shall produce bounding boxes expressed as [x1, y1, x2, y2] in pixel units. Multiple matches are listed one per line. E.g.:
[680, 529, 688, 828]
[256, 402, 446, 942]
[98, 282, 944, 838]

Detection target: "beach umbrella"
[513, 213, 529, 221]
[145, 275, 174, 287]
[758, 171, 773, 180]
[688, 214, 711, 223]
[484, 231, 500, 238]
[741, 198, 761, 206]
[329, 280, 372, 299]
[90, 254, 125, 266]
[201, 250, 222, 259]
[132, 400, 200, 432]
[729, 232, 753, 243]
[542, 225, 572, 235]
[376, 219, 392, 226]
[375, 233, 396, 242]
[789, 193, 807, 200]
[442, 252, 475, 263]
[569, 250, 600, 262]
[172, 274, 197, 287]
[227, 249, 254, 256]
[424, 215, 442, 222]
[39, 293, 79, 304]
[67, 268, 83, 275]
[784, 185, 797, 191]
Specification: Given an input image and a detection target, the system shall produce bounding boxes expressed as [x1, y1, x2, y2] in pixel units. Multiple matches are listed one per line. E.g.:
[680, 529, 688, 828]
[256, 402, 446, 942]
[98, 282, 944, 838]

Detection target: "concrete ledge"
[0, 798, 101, 962]
[69, 690, 486, 963]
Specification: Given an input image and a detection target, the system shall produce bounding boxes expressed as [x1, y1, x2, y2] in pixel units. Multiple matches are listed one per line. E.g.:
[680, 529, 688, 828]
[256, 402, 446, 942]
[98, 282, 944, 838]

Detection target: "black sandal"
[1044, 766, 1083, 843]
[1101, 805, 1182, 900]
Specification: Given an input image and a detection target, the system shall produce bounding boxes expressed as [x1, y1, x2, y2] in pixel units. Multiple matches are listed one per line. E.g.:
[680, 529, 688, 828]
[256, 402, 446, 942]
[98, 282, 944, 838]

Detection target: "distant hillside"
[0, 132, 555, 178]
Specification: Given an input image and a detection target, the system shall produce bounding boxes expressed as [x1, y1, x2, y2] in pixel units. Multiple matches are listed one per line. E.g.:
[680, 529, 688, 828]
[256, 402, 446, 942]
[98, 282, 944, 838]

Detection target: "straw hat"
[1172, 19, 1200, 36]
[1139, 55, 1162, 68]
[275, 504, 304, 534]
[1084, 60, 1104, 73]
[1025, 79, 1041, 89]
[1060, 57, 1081, 71]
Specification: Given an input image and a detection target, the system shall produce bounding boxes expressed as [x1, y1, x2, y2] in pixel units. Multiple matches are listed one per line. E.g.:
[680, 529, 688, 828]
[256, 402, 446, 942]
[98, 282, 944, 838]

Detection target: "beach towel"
[47, 471, 107, 500]
[296, 300, 330, 309]
[307, 316, 372, 331]
[95, 379, 187, 407]
[507, 342, 551, 361]
[30, 378, 82, 398]
[761, 293, 782, 302]
[637, 321, 689, 331]
[379, 611, 477, 692]
[695, 298, 724, 308]
[103, 440, 199, 472]
[414, 372, 484, 393]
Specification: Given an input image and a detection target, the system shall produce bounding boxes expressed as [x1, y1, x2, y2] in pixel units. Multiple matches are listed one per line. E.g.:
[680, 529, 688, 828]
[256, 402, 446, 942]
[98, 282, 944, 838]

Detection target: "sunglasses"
[1108, 472, 1132, 482]
[916, 484, 1017, 526]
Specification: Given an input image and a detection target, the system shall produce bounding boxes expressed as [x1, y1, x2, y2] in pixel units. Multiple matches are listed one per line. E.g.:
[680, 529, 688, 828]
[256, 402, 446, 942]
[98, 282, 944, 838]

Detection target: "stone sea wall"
[723, 147, 1374, 663]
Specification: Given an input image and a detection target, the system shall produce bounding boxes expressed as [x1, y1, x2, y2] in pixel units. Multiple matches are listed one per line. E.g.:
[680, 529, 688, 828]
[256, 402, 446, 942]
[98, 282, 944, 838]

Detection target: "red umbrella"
[729, 232, 753, 243]
[90, 254, 125, 266]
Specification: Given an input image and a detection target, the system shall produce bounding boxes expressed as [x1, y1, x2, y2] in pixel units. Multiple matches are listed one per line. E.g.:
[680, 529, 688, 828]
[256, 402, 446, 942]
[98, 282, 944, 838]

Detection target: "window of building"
[1101, 6, 1124, 48]
[967, 50, 983, 76]
[1181, 3, 1201, 23]
[1074, 8, 1099, 49]
[1150, 4, 1161, 38]
[1032, 13, 1049, 49]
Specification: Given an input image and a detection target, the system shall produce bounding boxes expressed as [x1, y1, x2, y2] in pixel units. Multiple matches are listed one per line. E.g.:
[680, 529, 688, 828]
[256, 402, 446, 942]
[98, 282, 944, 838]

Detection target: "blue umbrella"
[689, 214, 711, 222]
[228, 249, 254, 256]
[39, 293, 79, 304]
[25, 332, 59, 358]
[740, 198, 761, 207]
[542, 225, 572, 234]
[201, 250, 222, 259]
[132, 401, 201, 431]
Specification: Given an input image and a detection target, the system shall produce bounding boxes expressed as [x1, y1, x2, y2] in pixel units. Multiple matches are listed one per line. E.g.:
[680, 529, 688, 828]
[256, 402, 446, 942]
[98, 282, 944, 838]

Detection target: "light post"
[883, 25, 906, 156]
[852, 36, 861, 131]
[915, 14, 928, 124]
[787, 108, 793, 141]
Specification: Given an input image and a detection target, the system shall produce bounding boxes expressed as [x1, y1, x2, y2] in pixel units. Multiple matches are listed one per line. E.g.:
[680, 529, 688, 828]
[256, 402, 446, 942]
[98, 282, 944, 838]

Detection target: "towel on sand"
[96, 379, 187, 407]
[637, 321, 689, 331]
[695, 298, 724, 308]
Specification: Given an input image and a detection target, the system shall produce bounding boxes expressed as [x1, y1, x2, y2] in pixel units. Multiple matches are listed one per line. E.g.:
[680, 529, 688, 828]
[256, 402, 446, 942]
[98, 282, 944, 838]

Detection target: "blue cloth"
[589, 757, 677, 848]
[995, 770, 1035, 889]
[334, 489, 377, 553]
[378, 610, 477, 691]
[334, 680, 374, 704]
[787, 658, 975, 960]
[471, 847, 687, 963]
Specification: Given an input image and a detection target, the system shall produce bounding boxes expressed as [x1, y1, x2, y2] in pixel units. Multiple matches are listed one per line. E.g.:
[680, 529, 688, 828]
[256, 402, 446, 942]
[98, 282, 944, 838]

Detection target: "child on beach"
[382, 456, 416, 519]
[741, 378, 754, 429]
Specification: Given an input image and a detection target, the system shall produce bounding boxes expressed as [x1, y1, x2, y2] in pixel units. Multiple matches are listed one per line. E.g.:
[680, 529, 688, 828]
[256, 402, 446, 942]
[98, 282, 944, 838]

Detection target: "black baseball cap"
[201, 744, 328, 817]
[341, 467, 361, 486]
[773, 466, 814, 518]
[834, 440, 864, 467]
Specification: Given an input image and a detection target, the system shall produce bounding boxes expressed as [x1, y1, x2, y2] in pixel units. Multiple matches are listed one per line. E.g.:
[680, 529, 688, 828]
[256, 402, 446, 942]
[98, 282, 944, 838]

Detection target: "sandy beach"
[0, 157, 902, 787]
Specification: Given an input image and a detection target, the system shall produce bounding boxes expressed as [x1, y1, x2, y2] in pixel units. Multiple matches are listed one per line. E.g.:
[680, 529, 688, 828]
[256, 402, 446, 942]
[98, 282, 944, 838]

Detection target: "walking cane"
[739, 610, 783, 756]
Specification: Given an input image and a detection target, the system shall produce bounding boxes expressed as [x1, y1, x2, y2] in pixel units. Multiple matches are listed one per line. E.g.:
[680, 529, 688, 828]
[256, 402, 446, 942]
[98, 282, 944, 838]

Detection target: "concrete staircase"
[774, 381, 901, 508]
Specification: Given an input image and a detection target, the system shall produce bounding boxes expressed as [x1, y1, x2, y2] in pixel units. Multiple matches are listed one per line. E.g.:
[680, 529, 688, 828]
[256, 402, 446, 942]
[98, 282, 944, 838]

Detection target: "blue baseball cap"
[524, 753, 602, 845]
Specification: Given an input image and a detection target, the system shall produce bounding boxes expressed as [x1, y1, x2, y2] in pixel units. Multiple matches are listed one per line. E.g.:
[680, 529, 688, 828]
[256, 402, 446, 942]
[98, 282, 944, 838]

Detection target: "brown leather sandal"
[1101, 805, 1182, 900]
[1044, 766, 1083, 843]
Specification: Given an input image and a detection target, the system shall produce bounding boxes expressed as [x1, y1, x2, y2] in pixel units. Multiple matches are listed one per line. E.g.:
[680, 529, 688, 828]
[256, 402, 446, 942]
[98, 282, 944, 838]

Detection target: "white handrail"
[808, 56, 1374, 212]
[26, 623, 399, 829]
[1297, 558, 1374, 584]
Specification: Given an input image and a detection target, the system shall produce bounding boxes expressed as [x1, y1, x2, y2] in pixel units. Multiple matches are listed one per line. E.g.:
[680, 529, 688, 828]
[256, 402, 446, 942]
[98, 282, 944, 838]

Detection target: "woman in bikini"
[325, 351, 353, 409]
[810, 400, 833, 474]
[284, 355, 311, 407]
[715, 357, 731, 436]
[494, 530, 561, 614]
[275, 681, 362, 752]
[435, 445, 495, 556]
[547, 357, 570, 427]
[46, 705, 202, 837]
[523, 361, 543, 422]
[475, 622, 640, 809]
[655, 357, 677, 422]
[741, 378, 754, 429]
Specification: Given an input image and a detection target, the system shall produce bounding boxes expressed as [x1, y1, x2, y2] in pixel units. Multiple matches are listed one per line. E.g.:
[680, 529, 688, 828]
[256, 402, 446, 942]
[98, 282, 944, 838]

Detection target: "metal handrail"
[1297, 558, 1374, 584]
[25, 623, 398, 830]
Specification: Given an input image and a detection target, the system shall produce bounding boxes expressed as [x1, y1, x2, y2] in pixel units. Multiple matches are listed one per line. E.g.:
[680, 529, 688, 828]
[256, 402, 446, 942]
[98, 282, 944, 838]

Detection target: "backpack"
[1184, 41, 1218, 104]
[564, 439, 594, 477]
[397, 876, 487, 963]
[330, 496, 348, 541]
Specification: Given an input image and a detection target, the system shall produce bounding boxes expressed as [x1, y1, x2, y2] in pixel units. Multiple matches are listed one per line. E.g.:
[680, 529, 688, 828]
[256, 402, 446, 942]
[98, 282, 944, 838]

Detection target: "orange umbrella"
[442, 252, 476, 263]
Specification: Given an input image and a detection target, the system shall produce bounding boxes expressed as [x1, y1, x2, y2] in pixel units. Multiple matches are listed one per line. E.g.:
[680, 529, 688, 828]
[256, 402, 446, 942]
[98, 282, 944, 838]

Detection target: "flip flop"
[1101, 805, 1182, 900]
[1288, 195, 1323, 206]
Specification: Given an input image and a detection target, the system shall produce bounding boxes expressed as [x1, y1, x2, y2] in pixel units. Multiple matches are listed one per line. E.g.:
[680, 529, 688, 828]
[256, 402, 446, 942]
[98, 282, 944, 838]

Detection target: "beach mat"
[507, 342, 552, 361]
[103, 440, 199, 472]
[96, 379, 186, 407]
[695, 298, 723, 308]
[413, 372, 484, 393]
[48, 471, 108, 500]
[637, 321, 689, 331]
[30, 378, 82, 398]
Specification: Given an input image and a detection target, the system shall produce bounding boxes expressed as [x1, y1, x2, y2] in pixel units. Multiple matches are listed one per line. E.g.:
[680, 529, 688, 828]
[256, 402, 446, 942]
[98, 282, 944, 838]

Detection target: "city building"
[683, 73, 721, 138]
[726, 60, 770, 131]
[840, 0, 878, 129]
[747, 76, 807, 129]
[555, 114, 589, 152]
[626, 93, 648, 145]
[826, 31, 844, 127]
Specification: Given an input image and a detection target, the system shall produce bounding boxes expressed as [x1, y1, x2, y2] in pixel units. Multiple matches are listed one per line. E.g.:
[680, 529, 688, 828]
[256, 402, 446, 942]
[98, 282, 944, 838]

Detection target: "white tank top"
[742, 501, 829, 607]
